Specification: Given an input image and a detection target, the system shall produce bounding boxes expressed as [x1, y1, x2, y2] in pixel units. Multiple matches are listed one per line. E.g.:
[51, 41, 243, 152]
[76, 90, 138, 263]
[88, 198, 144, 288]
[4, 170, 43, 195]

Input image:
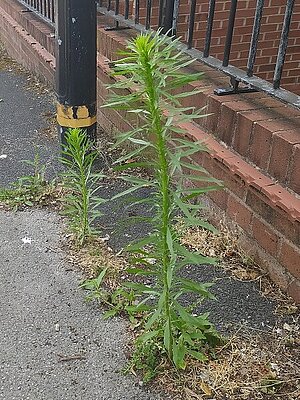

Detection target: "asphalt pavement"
[0, 67, 162, 399]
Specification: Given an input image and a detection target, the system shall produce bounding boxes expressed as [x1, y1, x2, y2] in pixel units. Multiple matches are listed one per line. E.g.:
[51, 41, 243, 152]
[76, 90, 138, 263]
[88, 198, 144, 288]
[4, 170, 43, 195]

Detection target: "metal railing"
[17, 0, 55, 26]
[98, 0, 300, 108]
[16, 0, 300, 108]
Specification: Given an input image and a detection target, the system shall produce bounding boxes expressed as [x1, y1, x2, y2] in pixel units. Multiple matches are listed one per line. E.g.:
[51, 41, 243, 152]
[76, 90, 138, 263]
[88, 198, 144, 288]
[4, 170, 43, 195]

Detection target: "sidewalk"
[0, 52, 162, 400]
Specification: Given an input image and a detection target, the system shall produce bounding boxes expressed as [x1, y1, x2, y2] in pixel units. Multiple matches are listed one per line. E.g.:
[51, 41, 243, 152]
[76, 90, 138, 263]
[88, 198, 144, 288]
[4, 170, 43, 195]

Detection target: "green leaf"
[189, 332, 206, 340]
[126, 268, 157, 276]
[187, 349, 208, 362]
[144, 292, 165, 330]
[178, 278, 216, 299]
[119, 175, 153, 186]
[164, 320, 172, 354]
[136, 330, 160, 344]
[125, 304, 151, 313]
[110, 185, 147, 200]
[96, 268, 108, 287]
[114, 144, 149, 165]
[128, 137, 153, 146]
[126, 234, 158, 252]
[181, 186, 220, 201]
[123, 282, 158, 295]
[174, 300, 212, 331]
[103, 309, 118, 319]
[172, 337, 186, 369]
[174, 242, 216, 266]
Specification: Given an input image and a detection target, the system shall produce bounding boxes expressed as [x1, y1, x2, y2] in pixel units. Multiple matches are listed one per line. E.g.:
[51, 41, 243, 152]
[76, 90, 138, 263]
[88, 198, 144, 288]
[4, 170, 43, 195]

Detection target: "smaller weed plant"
[0, 152, 56, 209]
[79, 267, 109, 303]
[100, 31, 222, 372]
[61, 128, 105, 245]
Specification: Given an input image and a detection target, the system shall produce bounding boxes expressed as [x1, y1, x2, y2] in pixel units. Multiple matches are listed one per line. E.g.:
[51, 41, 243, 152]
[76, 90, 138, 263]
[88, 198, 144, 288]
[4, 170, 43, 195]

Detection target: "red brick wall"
[0, 2, 55, 85]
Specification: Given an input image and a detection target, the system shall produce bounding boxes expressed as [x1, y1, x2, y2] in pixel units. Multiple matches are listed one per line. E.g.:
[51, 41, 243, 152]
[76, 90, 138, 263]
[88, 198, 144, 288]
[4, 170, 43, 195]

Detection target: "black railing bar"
[107, 0, 111, 12]
[203, 0, 216, 58]
[172, 0, 180, 36]
[46, 0, 50, 20]
[124, 0, 130, 19]
[187, 0, 196, 49]
[135, 0, 140, 25]
[97, 7, 300, 109]
[223, 0, 237, 67]
[115, 0, 120, 28]
[158, 0, 164, 28]
[163, 0, 175, 34]
[51, 0, 54, 22]
[247, 0, 264, 77]
[273, 0, 295, 89]
[145, 0, 152, 30]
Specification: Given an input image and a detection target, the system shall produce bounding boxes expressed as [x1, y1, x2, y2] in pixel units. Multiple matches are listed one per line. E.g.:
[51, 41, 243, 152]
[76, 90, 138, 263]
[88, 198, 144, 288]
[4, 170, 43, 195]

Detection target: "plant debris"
[154, 323, 299, 400]
[177, 221, 298, 313]
[66, 236, 127, 290]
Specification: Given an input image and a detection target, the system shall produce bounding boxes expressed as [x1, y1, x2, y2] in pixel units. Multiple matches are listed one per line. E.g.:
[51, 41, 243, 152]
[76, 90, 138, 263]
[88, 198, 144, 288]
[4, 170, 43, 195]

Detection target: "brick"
[227, 195, 253, 230]
[248, 121, 273, 169]
[252, 216, 279, 254]
[208, 189, 229, 210]
[233, 112, 254, 156]
[205, 95, 222, 134]
[217, 101, 258, 145]
[211, 157, 247, 199]
[246, 187, 300, 246]
[268, 130, 300, 183]
[279, 240, 300, 279]
[287, 280, 300, 304]
[289, 144, 300, 195]
[238, 234, 291, 291]
[261, 184, 300, 220]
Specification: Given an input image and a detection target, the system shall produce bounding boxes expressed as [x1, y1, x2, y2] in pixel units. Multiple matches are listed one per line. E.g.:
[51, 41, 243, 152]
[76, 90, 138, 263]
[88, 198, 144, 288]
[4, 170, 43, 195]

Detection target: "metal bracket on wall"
[105, 23, 131, 31]
[214, 76, 258, 96]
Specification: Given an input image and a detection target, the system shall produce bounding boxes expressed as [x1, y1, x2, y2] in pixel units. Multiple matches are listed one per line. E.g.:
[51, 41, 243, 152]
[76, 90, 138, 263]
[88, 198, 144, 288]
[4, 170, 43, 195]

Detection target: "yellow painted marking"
[57, 104, 96, 128]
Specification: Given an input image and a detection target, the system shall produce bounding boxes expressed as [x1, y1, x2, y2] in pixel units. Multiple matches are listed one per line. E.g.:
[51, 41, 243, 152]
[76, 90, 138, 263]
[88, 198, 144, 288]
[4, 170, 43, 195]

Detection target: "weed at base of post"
[60, 128, 105, 246]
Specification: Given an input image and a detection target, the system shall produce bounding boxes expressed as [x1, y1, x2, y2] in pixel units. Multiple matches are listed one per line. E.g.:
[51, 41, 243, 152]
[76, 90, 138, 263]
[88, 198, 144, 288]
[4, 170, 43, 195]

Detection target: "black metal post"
[56, 0, 97, 144]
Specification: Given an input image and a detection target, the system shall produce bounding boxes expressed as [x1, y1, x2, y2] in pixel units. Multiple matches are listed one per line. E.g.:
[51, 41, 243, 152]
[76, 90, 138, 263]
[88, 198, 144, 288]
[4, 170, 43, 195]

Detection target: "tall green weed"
[104, 31, 222, 370]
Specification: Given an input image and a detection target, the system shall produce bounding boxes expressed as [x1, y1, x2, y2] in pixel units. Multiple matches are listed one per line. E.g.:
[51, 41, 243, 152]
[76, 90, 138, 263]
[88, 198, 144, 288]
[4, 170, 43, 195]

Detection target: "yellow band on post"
[57, 104, 97, 128]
